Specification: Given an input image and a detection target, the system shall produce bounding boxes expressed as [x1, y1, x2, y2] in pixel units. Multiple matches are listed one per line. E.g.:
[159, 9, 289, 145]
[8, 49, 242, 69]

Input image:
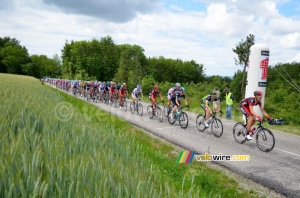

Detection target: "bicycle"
[233, 119, 275, 152]
[130, 98, 144, 116]
[92, 90, 99, 103]
[163, 104, 172, 117]
[196, 111, 223, 137]
[119, 96, 127, 111]
[168, 106, 190, 129]
[147, 102, 164, 122]
[110, 94, 118, 108]
[104, 92, 110, 105]
[72, 87, 78, 97]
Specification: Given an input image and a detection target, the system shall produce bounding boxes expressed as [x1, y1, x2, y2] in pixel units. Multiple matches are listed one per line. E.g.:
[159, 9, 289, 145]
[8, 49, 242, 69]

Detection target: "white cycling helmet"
[175, 82, 181, 88]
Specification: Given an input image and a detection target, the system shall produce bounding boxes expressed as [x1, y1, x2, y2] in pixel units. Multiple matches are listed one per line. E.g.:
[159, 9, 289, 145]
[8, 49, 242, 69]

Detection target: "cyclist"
[240, 91, 273, 140]
[149, 85, 164, 113]
[166, 83, 181, 111]
[72, 80, 79, 94]
[132, 85, 144, 105]
[99, 82, 105, 100]
[201, 91, 218, 127]
[110, 82, 118, 103]
[116, 83, 121, 91]
[119, 83, 128, 109]
[170, 87, 189, 119]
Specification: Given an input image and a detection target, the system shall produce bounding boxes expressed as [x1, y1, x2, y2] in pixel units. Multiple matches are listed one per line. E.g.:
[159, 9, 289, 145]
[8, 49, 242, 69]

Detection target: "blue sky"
[0, 0, 299, 76]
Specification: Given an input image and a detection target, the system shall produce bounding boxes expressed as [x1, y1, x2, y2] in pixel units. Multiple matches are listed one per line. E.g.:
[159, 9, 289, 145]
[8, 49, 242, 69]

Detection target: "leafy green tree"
[141, 75, 156, 95]
[232, 34, 255, 96]
[0, 45, 29, 74]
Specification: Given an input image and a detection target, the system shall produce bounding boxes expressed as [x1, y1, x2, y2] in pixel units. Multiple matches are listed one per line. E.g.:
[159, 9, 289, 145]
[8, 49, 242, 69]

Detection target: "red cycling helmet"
[154, 85, 158, 90]
[254, 91, 263, 97]
[123, 84, 126, 88]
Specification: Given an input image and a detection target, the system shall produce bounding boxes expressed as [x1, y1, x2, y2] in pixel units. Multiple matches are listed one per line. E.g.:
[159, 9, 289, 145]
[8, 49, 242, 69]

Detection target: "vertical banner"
[245, 44, 269, 119]
[258, 51, 269, 87]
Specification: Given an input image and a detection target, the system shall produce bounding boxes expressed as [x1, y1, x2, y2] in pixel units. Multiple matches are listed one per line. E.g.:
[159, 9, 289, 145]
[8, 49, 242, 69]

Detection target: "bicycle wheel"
[233, 122, 247, 144]
[147, 105, 154, 119]
[196, 114, 206, 132]
[163, 104, 169, 117]
[179, 112, 188, 129]
[138, 103, 143, 116]
[124, 101, 127, 112]
[114, 99, 118, 108]
[168, 112, 176, 125]
[211, 118, 223, 137]
[256, 129, 275, 152]
[130, 102, 135, 114]
[157, 107, 163, 122]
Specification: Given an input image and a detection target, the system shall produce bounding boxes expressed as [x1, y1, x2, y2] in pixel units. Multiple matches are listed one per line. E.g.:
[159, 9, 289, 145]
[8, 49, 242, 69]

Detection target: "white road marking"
[247, 141, 300, 157]
[274, 148, 300, 157]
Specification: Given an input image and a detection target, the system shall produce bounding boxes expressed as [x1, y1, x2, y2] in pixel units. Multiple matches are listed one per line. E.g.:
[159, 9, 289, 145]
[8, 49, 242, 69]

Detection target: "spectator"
[224, 88, 234, 119]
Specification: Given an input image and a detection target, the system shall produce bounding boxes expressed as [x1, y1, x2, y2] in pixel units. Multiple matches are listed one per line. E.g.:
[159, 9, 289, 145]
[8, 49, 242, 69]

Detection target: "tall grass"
[0, 74, 256, 197]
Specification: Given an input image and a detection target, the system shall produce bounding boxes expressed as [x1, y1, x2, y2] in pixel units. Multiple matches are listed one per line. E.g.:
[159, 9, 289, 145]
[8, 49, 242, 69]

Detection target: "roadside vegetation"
[0, 74, 262, 197]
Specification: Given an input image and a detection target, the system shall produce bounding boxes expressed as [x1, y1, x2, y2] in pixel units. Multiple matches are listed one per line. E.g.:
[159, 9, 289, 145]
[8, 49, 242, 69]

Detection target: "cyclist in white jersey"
[167, 83, 181, 109]
[132, 85, 144, 103]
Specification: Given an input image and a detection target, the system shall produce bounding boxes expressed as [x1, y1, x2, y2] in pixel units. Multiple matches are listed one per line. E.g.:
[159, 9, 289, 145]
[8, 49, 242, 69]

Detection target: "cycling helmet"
[137, 85, 141, 89]
[254, 91, 263, 97]
[112, 82, 116, 86]
[154, 85, 158, 89]
[210, 91, 217, 96]
[181, 87, 185, 93]
[175, 83, 181, 88]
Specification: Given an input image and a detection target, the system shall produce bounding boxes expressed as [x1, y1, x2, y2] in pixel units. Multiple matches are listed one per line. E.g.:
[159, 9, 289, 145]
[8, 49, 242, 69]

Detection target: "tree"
[0, 37, 28, 73]
[232, 34, 255, 96]
[0, 45, 29, 74]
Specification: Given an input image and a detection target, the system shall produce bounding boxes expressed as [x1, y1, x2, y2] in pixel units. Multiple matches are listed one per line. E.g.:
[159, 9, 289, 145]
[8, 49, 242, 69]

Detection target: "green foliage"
[147, 57, 205, 83]
[0, 43, 29, 74]
[232, 34, 255, 69]
[114, 44, 147, 91]
[0, 36, 62, 78]
[264, 63, 300, 125]
[141, 75, 157, 95]
[61, 36, 120, 80]
[232, 34, 255, 95]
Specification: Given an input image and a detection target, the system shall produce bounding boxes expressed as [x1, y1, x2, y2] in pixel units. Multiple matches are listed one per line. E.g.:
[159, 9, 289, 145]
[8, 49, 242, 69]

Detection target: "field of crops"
[0, 74, 257, 197]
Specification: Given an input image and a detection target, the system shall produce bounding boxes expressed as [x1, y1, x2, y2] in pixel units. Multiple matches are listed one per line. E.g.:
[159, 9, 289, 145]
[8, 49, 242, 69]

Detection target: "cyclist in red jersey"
[240, 91, 273, 140]
[110, 82, 118, 102]
[119, 83, 128, 108]
[149, 85, 164, 112]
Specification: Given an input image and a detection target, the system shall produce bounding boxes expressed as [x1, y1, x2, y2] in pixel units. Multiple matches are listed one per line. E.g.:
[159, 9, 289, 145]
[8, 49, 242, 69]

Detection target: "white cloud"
[0, 0, 299, 76]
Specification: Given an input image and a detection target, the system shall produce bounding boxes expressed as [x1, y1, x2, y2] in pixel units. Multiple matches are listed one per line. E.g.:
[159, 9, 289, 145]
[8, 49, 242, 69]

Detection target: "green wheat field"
[0, 74, 259, 197]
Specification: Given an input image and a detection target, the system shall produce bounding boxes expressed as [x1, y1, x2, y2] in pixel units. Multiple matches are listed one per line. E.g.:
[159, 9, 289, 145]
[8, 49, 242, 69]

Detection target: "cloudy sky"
[1, 0, 300, 76]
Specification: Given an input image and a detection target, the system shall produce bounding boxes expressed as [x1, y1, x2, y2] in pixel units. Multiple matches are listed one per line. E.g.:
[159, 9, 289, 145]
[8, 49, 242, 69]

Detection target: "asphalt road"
[55, 87, 300, 197]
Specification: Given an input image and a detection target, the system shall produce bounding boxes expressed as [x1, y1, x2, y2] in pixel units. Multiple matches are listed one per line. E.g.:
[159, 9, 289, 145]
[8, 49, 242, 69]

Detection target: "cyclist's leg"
[240, 105, 253, 133]
[205, 107, 211, 121]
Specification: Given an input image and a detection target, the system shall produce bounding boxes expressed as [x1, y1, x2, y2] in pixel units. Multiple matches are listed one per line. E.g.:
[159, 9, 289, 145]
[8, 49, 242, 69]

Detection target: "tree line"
[0, 37, 61, 78]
